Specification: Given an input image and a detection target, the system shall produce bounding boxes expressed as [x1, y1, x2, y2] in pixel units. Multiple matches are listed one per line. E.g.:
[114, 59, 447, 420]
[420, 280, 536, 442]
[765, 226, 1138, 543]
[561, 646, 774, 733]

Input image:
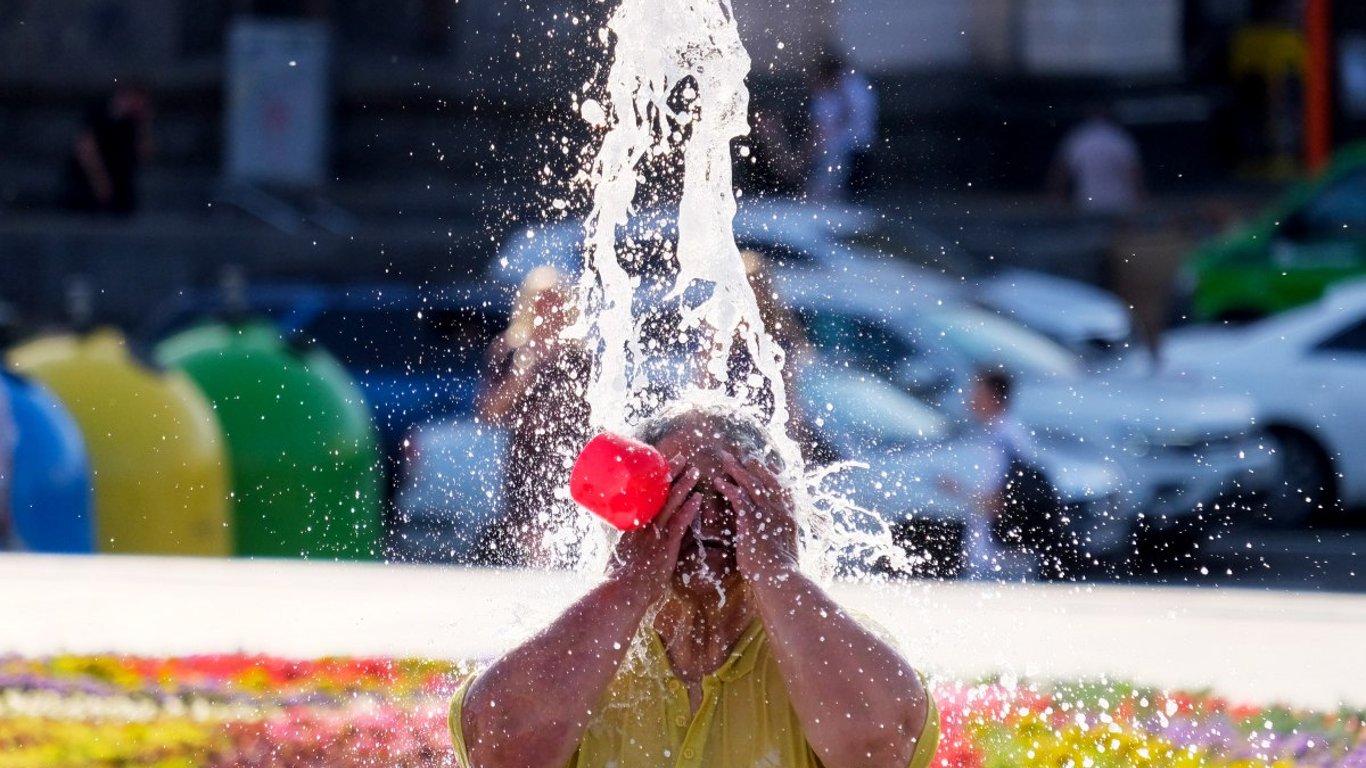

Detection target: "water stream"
[546, 0, 910, 579]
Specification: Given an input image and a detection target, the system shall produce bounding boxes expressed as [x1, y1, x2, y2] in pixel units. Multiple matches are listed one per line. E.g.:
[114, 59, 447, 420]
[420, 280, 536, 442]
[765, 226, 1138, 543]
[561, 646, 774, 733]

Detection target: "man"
[476, 267, 592, 567]
[958, 371, 1059, 581]
[807, 50, 878, 202]
[62, 84, 154, 215]
[1049, 105, 1144, 216]
[452, 407, 938, 767]
[749, 49, 878, 202]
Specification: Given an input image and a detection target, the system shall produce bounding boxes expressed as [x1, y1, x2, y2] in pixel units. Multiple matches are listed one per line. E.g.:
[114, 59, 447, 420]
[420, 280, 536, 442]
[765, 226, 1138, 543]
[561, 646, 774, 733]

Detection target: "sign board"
[1021, 0, 1182, 76]
[225, 19, 331, 186]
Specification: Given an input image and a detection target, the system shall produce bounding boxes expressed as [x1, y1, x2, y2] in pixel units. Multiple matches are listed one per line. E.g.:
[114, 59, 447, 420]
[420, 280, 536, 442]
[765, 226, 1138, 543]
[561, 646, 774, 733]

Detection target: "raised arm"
[716, 454, 932, 768]
[459, 467, 701, 768]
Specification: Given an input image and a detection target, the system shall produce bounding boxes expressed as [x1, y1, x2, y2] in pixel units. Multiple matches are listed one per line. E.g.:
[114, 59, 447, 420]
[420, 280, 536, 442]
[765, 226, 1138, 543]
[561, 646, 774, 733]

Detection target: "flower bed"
[1, 655, 1362, 767]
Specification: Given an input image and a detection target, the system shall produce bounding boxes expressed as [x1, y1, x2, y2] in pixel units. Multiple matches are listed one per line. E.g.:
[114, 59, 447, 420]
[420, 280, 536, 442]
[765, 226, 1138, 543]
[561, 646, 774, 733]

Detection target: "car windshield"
[920, 306, 1081, 379]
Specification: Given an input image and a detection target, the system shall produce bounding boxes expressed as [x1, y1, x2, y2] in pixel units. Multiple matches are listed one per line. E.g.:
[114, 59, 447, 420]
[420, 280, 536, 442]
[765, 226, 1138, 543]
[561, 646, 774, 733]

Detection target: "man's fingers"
[655, 466, 701, 528]
[718, 451, 767, 503]
[667, 453, 689, 481]
[712, 477, 754, 527]
[665, 494, 702, 548]
[742, 456, 791, 502]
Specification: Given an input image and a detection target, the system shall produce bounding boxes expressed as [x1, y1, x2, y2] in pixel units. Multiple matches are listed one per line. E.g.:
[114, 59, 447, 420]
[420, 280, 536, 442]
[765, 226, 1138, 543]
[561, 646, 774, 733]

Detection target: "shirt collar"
[647, 618, 767, 684]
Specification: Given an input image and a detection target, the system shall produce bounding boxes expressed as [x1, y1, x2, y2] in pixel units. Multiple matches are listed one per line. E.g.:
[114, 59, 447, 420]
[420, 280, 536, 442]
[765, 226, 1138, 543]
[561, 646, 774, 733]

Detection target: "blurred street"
[1153, 521, 1364, 592]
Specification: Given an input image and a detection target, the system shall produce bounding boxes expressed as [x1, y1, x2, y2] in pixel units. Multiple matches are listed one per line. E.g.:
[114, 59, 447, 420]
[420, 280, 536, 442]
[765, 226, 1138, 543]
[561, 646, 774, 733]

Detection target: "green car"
[1190, 143, 1366, 322]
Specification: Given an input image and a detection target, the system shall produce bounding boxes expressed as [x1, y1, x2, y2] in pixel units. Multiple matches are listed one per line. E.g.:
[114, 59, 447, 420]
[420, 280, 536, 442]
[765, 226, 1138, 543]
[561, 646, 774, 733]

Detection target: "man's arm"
[717, 455, 932, 768]
[460, 468, 702, 768]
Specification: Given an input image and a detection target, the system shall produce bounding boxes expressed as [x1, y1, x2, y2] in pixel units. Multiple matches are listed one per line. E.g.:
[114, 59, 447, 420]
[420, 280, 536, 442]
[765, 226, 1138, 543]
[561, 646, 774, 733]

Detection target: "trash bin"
[2, 372, 94, 553]
[8, 330, 232, 556]
[156, 321, 382, 560]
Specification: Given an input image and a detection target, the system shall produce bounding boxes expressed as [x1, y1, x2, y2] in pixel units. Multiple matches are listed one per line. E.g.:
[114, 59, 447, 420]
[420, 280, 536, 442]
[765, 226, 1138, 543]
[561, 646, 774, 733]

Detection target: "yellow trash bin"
[9, 330, 232, 555]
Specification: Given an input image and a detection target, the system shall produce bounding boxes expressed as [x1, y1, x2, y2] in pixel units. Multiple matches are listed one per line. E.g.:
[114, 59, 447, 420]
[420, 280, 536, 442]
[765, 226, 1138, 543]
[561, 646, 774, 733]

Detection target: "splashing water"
[536, 0, 912, 580]
[573, 0, 776, 431]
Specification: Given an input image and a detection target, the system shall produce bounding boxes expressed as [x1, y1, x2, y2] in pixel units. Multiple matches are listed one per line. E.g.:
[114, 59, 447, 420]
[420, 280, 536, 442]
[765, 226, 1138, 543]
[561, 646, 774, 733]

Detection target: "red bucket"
[569, 433, 671, 531]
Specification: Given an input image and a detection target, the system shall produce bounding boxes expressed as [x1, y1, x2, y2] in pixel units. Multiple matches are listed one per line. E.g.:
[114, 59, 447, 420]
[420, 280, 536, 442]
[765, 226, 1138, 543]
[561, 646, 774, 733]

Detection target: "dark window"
[1300, 170, 1366, 236]
[1316, 317, 1366, 353]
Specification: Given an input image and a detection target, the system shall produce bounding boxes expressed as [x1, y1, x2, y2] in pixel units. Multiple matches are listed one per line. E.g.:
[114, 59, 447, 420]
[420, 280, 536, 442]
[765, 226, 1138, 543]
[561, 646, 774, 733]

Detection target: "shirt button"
[674, 715, 688, 727]
[683, 748, 695, 759]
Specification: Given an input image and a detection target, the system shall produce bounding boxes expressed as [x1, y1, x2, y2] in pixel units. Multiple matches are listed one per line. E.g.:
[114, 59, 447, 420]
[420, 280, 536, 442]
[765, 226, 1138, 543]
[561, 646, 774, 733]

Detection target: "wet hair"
[977, 369, 1011, 405]
[634, 402, 785, 473]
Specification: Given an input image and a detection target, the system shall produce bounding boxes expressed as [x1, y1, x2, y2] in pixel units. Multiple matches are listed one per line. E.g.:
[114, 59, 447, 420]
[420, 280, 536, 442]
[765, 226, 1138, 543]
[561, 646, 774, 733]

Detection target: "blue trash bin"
[3, 371, 94, 553]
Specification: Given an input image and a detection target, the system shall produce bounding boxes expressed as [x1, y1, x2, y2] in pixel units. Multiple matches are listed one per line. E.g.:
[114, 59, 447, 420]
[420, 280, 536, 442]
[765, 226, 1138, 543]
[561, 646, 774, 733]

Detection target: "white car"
[1162, 280, 1366, 525]
[390, 421, 507, 563]
[786, 286, 1277, 554]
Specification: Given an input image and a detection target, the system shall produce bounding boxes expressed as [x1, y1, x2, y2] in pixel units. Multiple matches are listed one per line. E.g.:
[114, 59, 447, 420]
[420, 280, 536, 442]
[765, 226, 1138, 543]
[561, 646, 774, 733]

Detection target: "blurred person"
[731, 251, 811, 418]
[939, 371, 1045, 581]
[1228, 5, 1305, 173]
[476, 267, 592, 567]
[61, 84, 155, 215]
[1049, 105, 1144, 216]
[748, 49, 878, 202]
[807, 49, 878, 202]
[452, 406, 938, 768]
[738, 250, 835, 464]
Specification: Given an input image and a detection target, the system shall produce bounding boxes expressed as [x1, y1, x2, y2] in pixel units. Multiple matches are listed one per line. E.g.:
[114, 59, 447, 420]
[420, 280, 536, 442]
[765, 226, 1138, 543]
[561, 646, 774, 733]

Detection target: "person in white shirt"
[807, 51, 878, 202]
[939, 371, 1040, 581]
[1050, 106, 1145, 215]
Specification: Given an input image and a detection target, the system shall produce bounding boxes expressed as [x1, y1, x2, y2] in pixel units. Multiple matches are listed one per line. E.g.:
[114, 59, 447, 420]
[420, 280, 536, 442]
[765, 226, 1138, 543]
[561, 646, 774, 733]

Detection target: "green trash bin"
[157, 321, 382, 560]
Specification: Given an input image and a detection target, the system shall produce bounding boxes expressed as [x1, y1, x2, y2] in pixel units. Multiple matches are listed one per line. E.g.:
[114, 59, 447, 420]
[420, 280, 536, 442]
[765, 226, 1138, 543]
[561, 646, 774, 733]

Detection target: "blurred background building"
[0, 0, 1362, 328]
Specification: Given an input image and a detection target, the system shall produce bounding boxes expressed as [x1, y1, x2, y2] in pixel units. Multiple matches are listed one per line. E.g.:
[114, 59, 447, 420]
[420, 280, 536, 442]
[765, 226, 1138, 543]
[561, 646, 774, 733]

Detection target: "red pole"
[1304, 0, 1333, 171]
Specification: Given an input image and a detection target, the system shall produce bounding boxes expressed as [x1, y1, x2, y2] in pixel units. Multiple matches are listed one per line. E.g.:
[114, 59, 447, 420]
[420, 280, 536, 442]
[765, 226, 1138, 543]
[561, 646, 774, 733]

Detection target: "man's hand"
[714, 452, 800, 585]
[464, 458, 699, 768]
[718, 451, 933, 768]
[607, 459, 701, 604]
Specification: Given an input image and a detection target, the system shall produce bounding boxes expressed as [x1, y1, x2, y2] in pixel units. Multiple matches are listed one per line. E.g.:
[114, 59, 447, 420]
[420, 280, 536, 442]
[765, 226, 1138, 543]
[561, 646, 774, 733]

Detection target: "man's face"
[652, 416, 744, 594]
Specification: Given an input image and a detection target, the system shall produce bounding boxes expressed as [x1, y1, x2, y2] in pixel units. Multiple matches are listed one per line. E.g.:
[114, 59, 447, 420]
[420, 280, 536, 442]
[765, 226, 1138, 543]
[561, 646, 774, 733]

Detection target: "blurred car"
[490, 201, 1141, 369]
[786, 284, 1276, 555]
[142, 281, 511, 489]
[801, 362, 1125, 577]
[1162, 279, 1366, 526]
[389, 420, 507, 563]
[390, 358, 1125, 574]
[1186, 143, 1366, 322]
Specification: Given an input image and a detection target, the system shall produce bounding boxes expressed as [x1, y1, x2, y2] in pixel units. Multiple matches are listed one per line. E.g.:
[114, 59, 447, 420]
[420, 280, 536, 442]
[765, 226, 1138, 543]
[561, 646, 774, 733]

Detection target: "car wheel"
[1266, 427, 1338, 528]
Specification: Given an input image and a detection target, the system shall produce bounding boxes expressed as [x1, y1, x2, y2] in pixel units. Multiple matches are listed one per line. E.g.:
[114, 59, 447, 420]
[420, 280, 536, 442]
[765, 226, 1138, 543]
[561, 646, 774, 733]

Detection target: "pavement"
[3, 553, 1362, 711]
